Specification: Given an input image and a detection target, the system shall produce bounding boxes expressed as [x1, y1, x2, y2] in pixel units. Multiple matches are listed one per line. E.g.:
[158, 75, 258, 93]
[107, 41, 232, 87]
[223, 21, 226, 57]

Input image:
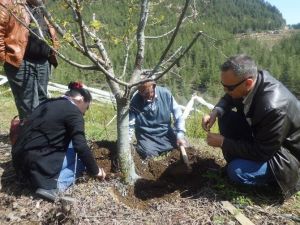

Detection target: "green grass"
[84, 102, 117, 141]
[1, 85, 300, 218]
[0, 85, 117, 141]
[0, 83, 217, 141]
[0, 85, 18, 133]
[186, 108, 219, 139]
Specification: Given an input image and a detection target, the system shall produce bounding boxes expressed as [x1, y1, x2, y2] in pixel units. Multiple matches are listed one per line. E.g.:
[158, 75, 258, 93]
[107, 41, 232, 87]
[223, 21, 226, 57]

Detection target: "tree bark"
[116, 98, 139, 184]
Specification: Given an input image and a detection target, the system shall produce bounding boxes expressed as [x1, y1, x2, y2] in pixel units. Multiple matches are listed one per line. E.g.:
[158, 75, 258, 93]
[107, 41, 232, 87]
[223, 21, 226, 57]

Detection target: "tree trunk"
[116, 98, 139, 184]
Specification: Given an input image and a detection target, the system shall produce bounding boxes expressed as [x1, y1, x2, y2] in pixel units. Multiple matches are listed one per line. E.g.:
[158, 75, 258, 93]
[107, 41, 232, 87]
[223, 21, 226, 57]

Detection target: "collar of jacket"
[245, 70, 263, 118]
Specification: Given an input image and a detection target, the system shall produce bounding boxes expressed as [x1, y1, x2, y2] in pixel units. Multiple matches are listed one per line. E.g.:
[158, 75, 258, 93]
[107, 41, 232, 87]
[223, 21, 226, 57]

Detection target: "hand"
[206, 132, 224, 148]
[202, 110, 218, 132]
[177, 138, 187, 148]
[96, 167, 106, 180]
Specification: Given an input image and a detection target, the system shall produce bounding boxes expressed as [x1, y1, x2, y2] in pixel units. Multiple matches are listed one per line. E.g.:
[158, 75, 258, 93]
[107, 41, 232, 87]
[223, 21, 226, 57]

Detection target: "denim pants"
[219, 110, 275, 186]
[57, 142, 86, 192]
[4, 59, 50, 120]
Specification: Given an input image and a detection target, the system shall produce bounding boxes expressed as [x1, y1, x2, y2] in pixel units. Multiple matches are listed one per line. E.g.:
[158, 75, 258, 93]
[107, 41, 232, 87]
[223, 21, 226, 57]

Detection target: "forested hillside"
[43, 0, 300, 102]
[200, 0, 285, 33]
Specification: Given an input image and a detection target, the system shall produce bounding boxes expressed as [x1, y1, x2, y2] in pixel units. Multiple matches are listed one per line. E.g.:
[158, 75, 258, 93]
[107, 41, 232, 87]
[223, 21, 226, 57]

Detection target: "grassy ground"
[0, 85, 17, 133]
[0, 85, 117, 141]
[0, 84, 214, 141]
[0, 84, 299, 224]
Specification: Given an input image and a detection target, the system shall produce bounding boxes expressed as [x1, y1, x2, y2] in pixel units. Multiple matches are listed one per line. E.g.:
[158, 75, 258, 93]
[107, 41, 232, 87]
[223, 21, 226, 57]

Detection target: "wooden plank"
[221, 201, 255, 225]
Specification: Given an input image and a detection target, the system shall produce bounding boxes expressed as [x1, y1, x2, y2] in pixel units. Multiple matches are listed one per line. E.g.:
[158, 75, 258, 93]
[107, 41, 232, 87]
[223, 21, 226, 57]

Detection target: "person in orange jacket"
[0, 0, 59, 121]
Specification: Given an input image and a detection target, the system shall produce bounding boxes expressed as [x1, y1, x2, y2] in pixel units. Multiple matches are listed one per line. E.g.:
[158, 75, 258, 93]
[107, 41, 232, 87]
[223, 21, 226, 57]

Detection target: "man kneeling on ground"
[202, 54, 300, 199]
[129, 80, 186, 159]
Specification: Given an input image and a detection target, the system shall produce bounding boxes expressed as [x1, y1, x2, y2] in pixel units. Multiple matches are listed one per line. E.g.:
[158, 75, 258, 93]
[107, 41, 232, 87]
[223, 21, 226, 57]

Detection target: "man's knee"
[136, 147, 159, 159]
[226, 160, 244, 184]
[226, 159, 273, 186]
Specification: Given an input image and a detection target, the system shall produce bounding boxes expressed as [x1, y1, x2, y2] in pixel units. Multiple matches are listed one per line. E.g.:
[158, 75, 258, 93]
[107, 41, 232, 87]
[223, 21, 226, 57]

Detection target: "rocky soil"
[0, 133, 299, 224]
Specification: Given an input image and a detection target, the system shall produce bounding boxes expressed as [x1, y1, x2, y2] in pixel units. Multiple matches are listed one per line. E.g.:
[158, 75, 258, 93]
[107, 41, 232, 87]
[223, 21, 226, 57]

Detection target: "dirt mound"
[90, 141, 224, 208]
[0, 136, 298, 224]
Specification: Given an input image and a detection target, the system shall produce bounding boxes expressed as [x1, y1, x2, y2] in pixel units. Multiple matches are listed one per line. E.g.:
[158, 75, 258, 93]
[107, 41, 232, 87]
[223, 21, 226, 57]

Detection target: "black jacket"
[12, 98, 99, 189]
[216, 70, 300, 198]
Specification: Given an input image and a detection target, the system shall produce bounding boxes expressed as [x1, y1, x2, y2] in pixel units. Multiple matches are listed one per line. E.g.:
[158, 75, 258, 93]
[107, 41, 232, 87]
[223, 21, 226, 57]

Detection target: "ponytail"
[65, 81, 92, 102]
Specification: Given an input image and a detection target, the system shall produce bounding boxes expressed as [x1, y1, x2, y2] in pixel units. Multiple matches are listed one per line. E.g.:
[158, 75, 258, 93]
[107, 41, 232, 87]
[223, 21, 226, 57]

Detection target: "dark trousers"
[218, 110, 253, 162]
[218, 111, 274, 186]
[5, 59, 50, 120]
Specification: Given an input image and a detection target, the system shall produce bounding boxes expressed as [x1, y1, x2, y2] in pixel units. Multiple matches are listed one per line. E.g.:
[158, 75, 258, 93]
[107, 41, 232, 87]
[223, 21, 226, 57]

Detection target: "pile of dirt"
[0, 136, 298, 224]
[90, 141, 226, 208]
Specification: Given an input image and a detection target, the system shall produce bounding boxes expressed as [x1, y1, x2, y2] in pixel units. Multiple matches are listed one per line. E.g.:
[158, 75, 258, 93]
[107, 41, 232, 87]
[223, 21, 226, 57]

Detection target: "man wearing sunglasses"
[202, 54, 300, 200]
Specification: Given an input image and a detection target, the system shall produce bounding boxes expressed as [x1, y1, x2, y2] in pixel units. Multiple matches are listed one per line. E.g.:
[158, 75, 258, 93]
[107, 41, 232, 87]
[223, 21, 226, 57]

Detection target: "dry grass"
[0, 86, 299, 224]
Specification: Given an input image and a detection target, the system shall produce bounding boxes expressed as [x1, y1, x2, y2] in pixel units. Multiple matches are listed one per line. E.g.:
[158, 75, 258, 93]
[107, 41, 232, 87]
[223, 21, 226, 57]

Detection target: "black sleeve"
[65, 108, 99, 176]
[222, 108, 288, 161]
[215, 94, 236, 116]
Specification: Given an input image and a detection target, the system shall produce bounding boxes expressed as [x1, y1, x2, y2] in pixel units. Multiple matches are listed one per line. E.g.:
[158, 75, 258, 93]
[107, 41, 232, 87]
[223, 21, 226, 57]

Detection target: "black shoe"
[35, 188, 59, 202]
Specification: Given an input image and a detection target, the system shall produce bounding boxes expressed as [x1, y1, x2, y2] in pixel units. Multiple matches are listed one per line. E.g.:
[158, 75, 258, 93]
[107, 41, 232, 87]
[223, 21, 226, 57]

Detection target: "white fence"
[0, 75, 215, 118]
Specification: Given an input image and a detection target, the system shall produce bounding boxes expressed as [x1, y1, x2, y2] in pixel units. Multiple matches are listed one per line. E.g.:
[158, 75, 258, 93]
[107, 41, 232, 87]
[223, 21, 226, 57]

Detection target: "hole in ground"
[91, 141, 224, 209]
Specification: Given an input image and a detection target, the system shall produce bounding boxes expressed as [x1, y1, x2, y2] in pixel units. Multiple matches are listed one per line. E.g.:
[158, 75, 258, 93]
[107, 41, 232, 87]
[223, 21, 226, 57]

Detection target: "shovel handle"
[180, 145, 190, 165]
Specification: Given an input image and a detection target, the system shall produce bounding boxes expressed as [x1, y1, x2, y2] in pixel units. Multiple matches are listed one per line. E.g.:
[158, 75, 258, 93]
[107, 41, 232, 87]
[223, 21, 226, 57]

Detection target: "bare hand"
[206, 132, 224, 148]
[177, 138, 187, 148]
[96, 167, 106, 180]
[202, 110, 217, 132]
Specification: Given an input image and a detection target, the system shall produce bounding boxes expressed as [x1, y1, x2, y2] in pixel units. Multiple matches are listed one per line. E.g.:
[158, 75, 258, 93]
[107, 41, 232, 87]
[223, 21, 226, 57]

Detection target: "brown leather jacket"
[0, 0, 59, 68]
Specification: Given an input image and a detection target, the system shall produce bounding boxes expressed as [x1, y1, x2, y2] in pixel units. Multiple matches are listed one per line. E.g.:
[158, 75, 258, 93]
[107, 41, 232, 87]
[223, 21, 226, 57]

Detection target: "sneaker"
[35, 188, 59, 202]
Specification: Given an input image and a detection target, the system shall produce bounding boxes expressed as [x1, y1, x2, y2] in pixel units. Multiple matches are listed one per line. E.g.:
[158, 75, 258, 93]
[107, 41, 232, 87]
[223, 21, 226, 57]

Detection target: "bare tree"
[2, 0, 203, 183]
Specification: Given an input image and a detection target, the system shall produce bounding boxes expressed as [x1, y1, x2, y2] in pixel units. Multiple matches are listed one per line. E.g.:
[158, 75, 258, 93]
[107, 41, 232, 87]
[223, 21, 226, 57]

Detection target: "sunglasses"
[221, 77, 251, 92]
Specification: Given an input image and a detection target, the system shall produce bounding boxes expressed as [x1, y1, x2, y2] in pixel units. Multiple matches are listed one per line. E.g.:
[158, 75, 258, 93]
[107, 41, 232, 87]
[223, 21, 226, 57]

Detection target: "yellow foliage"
[63, 32, 73, 43]
[90, 20, 102, 31]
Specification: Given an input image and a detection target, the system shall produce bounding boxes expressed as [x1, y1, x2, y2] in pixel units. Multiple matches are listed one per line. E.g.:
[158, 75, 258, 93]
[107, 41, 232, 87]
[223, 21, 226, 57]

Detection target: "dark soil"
[91, 141, 224, 203]
[0, 135, 299, 224]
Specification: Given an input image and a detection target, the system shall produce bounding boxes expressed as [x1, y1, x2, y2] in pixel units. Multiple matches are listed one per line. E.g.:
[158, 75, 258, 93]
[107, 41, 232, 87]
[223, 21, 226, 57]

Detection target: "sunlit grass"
[84, 101, 117, 141]
[186, 107, 219, 139]
[0, 85, 118, 140]
[0, 85, 18, 133]
[0, 84, 218, 142]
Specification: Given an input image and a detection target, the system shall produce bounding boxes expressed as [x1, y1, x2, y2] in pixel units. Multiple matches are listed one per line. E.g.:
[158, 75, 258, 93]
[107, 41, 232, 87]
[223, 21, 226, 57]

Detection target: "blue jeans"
[57, 142, 86, 192]
[219, 111, 275, 186]
[4, 59, 50, 119]
[227, 159, 274, 186]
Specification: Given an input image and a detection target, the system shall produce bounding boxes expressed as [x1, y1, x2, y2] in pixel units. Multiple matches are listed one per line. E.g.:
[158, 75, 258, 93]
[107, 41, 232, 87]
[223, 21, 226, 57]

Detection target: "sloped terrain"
[0, 134, 299, 224]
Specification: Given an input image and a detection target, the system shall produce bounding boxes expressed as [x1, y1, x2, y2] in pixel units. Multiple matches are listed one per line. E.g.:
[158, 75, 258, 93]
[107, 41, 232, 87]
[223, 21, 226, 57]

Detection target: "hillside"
[42, 0, 300, 103]
[235, 29, 297, 49]
[200, 0, 285, 33]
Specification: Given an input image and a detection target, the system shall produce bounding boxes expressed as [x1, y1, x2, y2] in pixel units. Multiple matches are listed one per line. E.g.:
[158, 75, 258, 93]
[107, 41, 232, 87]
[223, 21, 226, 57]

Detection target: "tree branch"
[73, 0, 90, 54]
[149, 0, 191, 77]
[0, 2, 99, 70]
[120, 38, 135, 79]
[43, 1, 128, 91]
[153, 31, 203, 81]
[145, 13, 195, 39]
[40, 1, 87, 55]
[69, 2, 122, 96]
[129, 0, 149, 87]
[161, 46, 183, 66]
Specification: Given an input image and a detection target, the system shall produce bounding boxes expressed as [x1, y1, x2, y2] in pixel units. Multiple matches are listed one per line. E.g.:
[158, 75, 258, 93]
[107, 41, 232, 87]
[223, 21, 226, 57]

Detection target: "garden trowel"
[179, 145, 192, 173]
